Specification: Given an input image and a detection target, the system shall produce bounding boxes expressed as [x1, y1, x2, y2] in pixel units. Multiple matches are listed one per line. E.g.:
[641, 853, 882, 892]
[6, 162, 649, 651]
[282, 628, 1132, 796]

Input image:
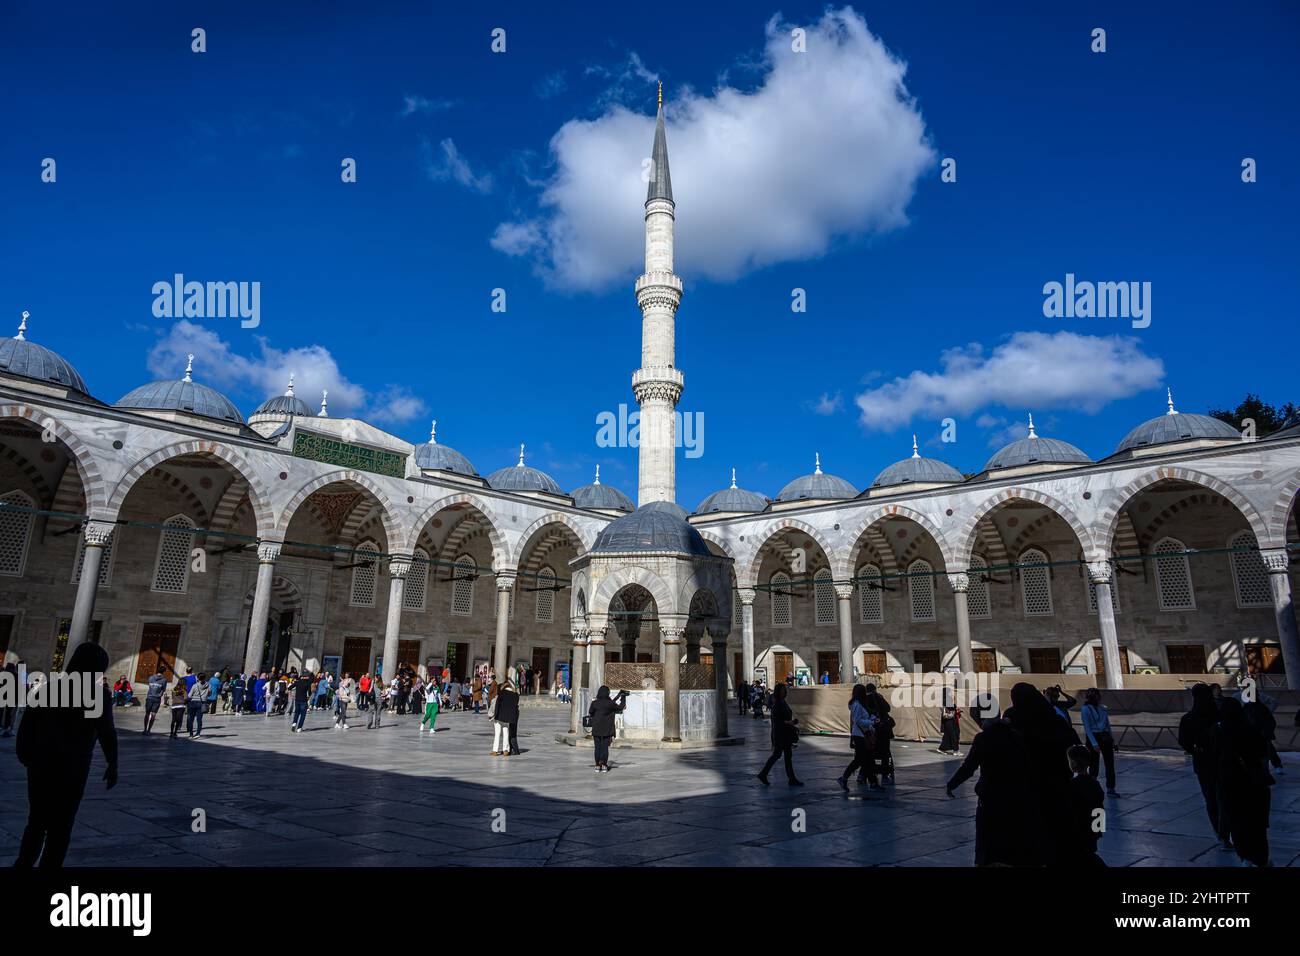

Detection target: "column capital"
[1261, 548, 1292, 574]
[83, 519, 117, 547]
[946, 573, 970, 593]
[1086, 560, 1113, 585]
[834, 583, 855, 601]
[570, 627, 590, 644]
[661, 625, 686, 644]
[387, 554, 412, 579]
[706, 622, 730, 641]
[256, 541, 282, 564]
[736, 587, 756, 606]
[495, 568, 518, 590]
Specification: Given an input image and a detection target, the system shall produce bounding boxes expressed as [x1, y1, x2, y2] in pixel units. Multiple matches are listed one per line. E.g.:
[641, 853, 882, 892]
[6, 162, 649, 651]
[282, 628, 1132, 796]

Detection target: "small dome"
[570, 466, 633, 512]
[115, 356, 242, 424]
[872, 436, 964, 489]
[0, 317, 88, 393]
[1115, 390, 1240, 453]
[486, 444, 561, 494]
[775, 454, 856, 503]
[695, 469, 768, 515]
[413, 421, 477, 477]
[252, 376, 312, 418]
[985, 415, 1091, 471]
[1267, 412, 1300, 442]
[591, 500, 711, 556]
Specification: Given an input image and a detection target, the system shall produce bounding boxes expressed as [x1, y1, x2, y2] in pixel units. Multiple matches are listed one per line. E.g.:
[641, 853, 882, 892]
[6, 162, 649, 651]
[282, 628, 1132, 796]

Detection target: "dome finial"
[429, 419, 437, 443]
[1166, 387, 1178, 416]
[285, 372, 296, 396]
[730, 467, 737, 489]
[318, 390, 328, 417]
[517, 443, 526, 467]
[814, 452, 823, 475]
[16, 310, 28, 341]
[911, 434, 920, 459]
[594, 464, 601, 485]
[183, 354, 194, 383]
[1027, 413, 1037, 439]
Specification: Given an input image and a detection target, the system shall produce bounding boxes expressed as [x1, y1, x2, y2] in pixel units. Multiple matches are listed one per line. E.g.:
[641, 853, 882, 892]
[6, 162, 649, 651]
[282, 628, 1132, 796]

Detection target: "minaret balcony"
[635, 272, 682, 296]
[632, 365, 685, 391]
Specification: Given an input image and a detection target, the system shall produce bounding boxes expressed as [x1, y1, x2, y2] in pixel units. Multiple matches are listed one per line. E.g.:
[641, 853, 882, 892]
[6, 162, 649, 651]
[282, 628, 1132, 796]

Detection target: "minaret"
[633, 82, 685, 506]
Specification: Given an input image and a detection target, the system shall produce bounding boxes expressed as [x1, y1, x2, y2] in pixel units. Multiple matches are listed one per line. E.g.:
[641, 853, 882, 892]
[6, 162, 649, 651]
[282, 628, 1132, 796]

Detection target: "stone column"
[1262, 549, 1300, 690]
[686, 633, 701, 664]
[243, 541, 282, 676]
[662, 625, 684, 742]
[709, 625, 729, 738]
[620, 629, 636, 662]
[68, 520, 116, 652]
[380, 555, 409, 681]
[834, 583, 855, 684]
[569, 627, 588, 734]
[586, 624, 607, 699]
[947, 573, 975, 677]
[1089, 561, 1124, 690]
[738, 587, 756, 681]
[492, 570, 516, 679]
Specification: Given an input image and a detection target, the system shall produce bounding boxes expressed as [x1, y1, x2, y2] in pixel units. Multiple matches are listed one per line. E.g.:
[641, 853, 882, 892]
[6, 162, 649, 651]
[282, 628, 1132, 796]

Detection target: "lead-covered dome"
[115, 356, 242, 424]
[570, 466, 633, 512]
[487, 445, 562, 494]
[985, 415, 1091, 471]
[1115, 390, 1240, 453]
[1267, 411, 1300, 442]
[872, 437, 964, 489]
[0, 316, 88, 394]
[251, 378, 313, 419]
[695, 469, 768, 515]
[591, 499, 711, 556]
[775, 454, 857, 503]
[413, 421, 478, 477]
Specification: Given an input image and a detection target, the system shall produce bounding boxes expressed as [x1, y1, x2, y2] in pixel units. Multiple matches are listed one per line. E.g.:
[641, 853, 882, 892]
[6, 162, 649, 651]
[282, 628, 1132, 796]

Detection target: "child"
[1064, 744, 1107, 867]
[167, 682, 187, 739]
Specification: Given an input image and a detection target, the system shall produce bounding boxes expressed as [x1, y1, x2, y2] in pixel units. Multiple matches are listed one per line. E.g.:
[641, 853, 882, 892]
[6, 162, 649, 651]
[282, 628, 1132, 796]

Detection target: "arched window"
[770, 571, 791, 627]
[1085, 561, 1120, 614]
[0, 491, 36, 577]
[451, 555, 475, 616]
[908, 559, 935, 622]
[73, 531, 116, 589]
[402, 548, 429, 611]
[857, 563, 883, 624]
[1228, 531, 1271, 608]
[814, 568, 836, 625]
[535, 566, 556, 623]
[733, 592, 743, 627]
[349, 541, 379, 607]
[152, 514, 196, 593]
[967, 555, 991, 619]
[1019, 548, 1053, 617]
[1154, 537, 1195, 610]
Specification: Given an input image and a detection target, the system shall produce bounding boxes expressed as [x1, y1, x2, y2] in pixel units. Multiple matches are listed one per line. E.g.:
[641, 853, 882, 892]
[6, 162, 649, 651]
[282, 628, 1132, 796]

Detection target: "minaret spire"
[285, 373, 296, 396]
[517, 443, 526, 467]
[1027, 413, 1037, 439]
[318, 390, 328, 417]
[911, 435, 920, 459]
[814, 453, 823, 475]
[593, 464, 601, 485]
[730, 468, 737, 489]
[1166, 387, 1178, 415]
[16, 311, 28, 340]
[183, 354, 194, 383]
[429, 419, 437, 443]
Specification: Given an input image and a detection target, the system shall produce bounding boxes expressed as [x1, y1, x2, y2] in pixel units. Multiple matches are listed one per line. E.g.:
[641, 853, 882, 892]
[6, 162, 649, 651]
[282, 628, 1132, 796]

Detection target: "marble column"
[569, 627, 588, 734]
[68, 520, 116, 652]
[710, 625, 729, 738]
[1089, 561, 1124, 690]
[947, 573, 975, 677]
[738, 587, 756, 681]
[586, 624, 607, 700]
[1262, 549, 1300, 690]
[834, 583, 855, 684]
[380, 555, 409, 681]
[662, 625, 684, 742]
[243, 541, 282, 676]
[493, 570, 516, 679]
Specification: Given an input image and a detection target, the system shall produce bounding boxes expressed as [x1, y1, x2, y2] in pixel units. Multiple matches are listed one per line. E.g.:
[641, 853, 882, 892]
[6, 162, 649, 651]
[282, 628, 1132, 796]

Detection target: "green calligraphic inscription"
[292, 432, 406, 479]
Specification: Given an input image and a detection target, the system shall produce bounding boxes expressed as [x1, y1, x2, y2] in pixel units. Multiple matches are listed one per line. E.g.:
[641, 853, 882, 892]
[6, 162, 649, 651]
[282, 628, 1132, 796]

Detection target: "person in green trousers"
[420, 686, 439, 735]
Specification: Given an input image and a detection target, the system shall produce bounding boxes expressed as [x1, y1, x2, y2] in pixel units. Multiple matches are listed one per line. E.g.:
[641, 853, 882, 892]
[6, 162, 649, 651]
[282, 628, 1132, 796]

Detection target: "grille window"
[402, 548, 429, 611]
[858, 564, 883, 624]
[535, 566, 556, 623]
[967, 555, 991, 619]
[908, 559, 935, 622]
[0, 491, 35, 577]
[349, 541, 379, 607]
[451, 555, 475, 616]
[1154, 537, 1195, 611]
[1019, 548, 1053, 617]
[770, 571, 792, 627]
[814, 568, 836, 625]
[1229, 531, 1271, 608]
[151, 515, 195, 593]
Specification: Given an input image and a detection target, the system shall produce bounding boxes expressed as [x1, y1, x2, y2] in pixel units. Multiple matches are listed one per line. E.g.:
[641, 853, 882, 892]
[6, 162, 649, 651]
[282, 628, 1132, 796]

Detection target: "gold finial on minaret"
[658, 81, 662, 108]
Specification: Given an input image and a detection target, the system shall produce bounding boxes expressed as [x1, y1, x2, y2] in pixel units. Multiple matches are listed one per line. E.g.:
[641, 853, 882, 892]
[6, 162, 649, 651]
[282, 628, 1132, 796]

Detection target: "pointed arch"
[510, 511, 595, 567]
[956, 487, 1094, 569]
[591, 564, 675, 618]
[0, 404, 108, 516]
[276, 469, 400, 547]
[406, 492, 509, 568]
[1268, 470, 1300, 546]
[745, 517, 839, 584]
[838, 504, 952, 580]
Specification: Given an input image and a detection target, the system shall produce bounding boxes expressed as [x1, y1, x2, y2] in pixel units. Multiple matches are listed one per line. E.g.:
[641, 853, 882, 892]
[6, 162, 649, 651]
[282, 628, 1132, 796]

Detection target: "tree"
[1207, 393, 1298, 437]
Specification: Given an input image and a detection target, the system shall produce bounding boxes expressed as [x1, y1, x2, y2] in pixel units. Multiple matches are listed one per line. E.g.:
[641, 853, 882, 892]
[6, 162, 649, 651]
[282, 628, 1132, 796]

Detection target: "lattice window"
[0, 491, 35, 577]
[814, 568, 836, 625]
[967, 555, 991, 619]
[349, 541, 379, 607]
[858, 563, 883, 624]
[72, 531, 115, 589]
[402, 548, 429, 611]
[1086, 564, 1120, 614]
[733, 593, 743, 627]
[1229, 531, 1271, 608]
[770, 571, 792, 627]
[535, 566, 556, 623]
[1154, 537, 1195, 611]
[1019, 548, 1053, 617]
[451, 555, 475, 616]
[151, 514, 195, 593]
[908, 559, 935, 622]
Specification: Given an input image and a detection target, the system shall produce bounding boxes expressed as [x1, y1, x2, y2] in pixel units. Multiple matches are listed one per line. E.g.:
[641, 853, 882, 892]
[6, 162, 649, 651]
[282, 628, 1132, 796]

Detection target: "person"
[231, 672, 245, 715]
[252, 672, 267, 714]
[1044, 685, 1082, 744]
[314, 672, 330, 710]
[1179, 682, 1230, 846]
[186, 672, 210, 738]
[183, 666, 197, 693]
[335, 673, 354, 730]
[1080, 687, 1118, 795]
[820, 671, 830, 685]
[358, 672, 371, 712]
[290, 671, 312, 732]
[936, 682, 961, 755]
[757, 683, 802, 786]
[1005, 682, 1076, 865]
[1214, 697, 1273, 866]
[419, 677, 439, 734]
[737, 678, 750, 716]
[946, 696, 1039, 866]
[1242, 690, 1282, 776]
[243, 672, 257, 713]
[491, 680, 519, 756]
[112, 676, 134, 707]
[207, 672, 222, 715]
[166, 680, 187, 738]
[837, 684, 880, 790]
[143, 667, 167, 734]
[1062, 744, 1107, 867]
[751, 681, 765, 720]
[13, 642, 118, 866]
[366, 679, 383, 730]
[0, 660, 19, 736]
[864, 682, 896, 783]
[472, 675, 483, 714]
[588, 685, 627, 772]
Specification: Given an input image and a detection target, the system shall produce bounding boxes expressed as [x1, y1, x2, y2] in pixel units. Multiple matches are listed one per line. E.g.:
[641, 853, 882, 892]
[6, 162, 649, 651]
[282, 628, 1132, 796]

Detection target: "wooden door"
[774, 652, 794, 684]
[914, 649, 941, 673]
[1093, 645, 1130, 678]
[342, 637, 372, 678]
[1166, 644, 1208, 674]
[816, 651, 840, 682]
[532, 647, 551, 689]
[1028, 647, 1062, 674]
[861, 650, 887, 674]
[1245, 643, 1285, 674]
[972, 648, 997, 673]
[134, 623, 181, 682]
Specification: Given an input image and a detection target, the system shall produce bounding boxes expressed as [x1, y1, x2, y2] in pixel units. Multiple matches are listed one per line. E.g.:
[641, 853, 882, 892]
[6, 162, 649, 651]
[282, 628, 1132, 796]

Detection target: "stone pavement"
[1, 703, 1297, 867]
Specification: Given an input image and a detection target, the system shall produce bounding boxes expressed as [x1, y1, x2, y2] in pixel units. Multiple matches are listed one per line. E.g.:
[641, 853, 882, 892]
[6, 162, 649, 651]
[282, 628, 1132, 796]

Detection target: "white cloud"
[147, 321, 427, 428]
[811, 391, 844, 415]
[423, 137, 492, 193]
[854, 332, 1165, 431]
[401, 94, 454, 117]
[492, 7, 935, 291]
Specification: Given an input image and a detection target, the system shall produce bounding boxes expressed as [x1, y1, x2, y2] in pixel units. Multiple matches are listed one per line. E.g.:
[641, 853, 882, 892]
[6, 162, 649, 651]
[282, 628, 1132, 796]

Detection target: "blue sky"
[2, 1, 1297, 508]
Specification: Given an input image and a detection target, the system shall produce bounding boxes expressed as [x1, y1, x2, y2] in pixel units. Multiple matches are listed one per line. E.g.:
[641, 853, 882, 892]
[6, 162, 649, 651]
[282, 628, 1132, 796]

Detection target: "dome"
[0, 318, 88, 393]
[1115, 391, 1241, 453]
[570, 466, 633, 512]
[115, 357, 242, 424]
[591, 500, 711, 556]
[486, 445, 562, 494]
[775, 454, 857, 503]
[872, 437, 965, 489]
[985, 415, 1091, 471]
[694, 469, 768, 515]
[413, 421, 478, 477]
[251, 377, 313, 418]
[1267, 412, 1300, 442]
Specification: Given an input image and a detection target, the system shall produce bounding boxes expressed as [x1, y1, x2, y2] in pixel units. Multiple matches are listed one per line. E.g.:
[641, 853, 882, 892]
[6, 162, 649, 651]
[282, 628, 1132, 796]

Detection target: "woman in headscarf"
[756, 683, 803, 787]
[1005, 681, 1075, 865]
[587, 685, 628, 773]
[1179, 682, 1229, 846]
[1214, 697, 1273, 866]
[14, 642, 118, 867]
